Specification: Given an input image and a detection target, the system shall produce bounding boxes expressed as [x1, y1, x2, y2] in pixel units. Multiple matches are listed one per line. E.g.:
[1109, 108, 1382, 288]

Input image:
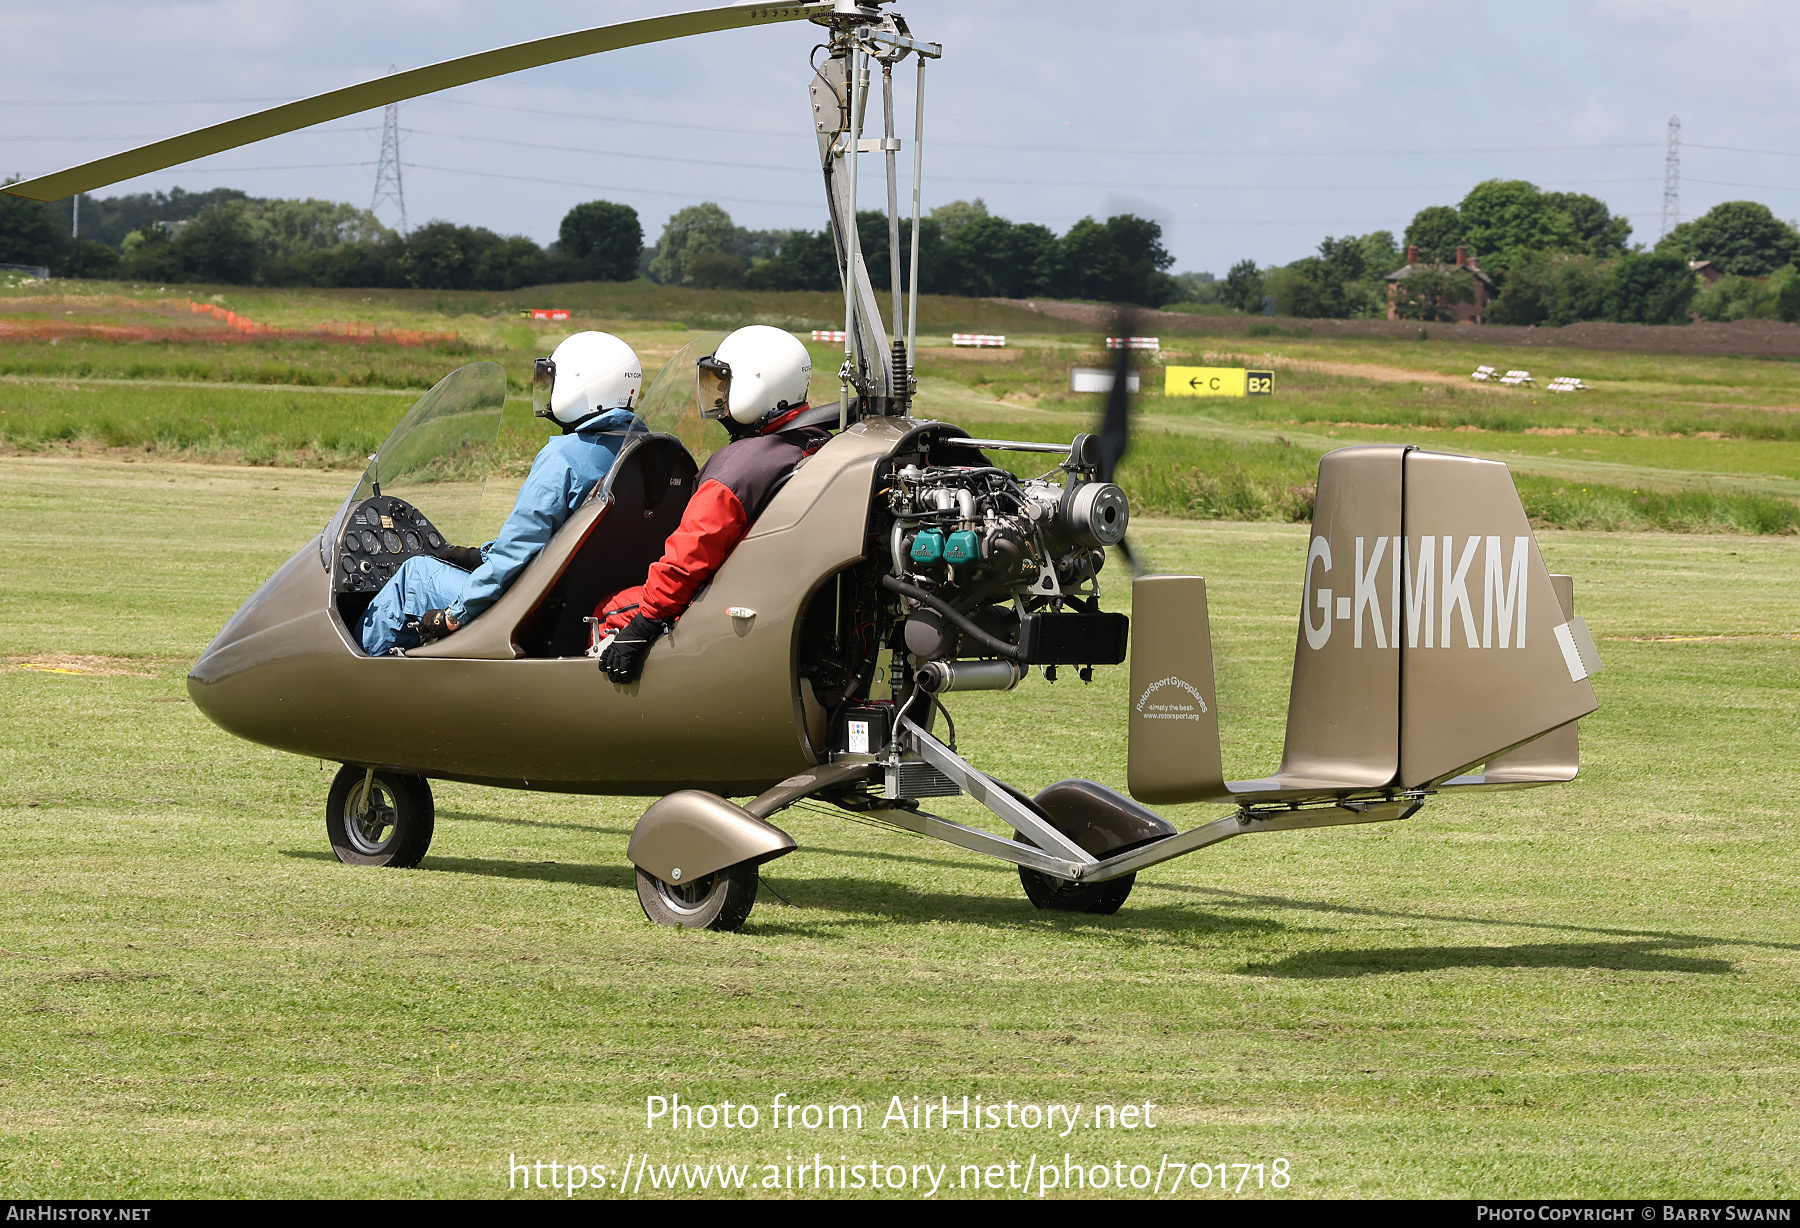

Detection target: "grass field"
[2, 452, 1797, 1198]
[5, 280, 1800, 533]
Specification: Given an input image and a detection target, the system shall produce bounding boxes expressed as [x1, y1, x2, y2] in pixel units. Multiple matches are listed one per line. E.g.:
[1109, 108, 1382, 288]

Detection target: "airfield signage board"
[1164, 366, 1274, 397]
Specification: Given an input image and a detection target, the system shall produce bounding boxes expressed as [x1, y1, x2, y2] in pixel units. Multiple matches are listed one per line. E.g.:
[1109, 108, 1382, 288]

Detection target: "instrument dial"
[381, 530, 403, 553]
[403, 531, 421, 552]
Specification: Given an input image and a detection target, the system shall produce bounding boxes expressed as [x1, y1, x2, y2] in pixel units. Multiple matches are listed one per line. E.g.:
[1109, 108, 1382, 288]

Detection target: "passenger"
[359, 331, 643, 655]
[596, 325, 824, 683]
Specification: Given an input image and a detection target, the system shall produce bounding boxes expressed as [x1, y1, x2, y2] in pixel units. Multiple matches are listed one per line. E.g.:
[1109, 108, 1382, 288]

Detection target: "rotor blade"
[1095, 308, 1137, 484]
[2, 0, 832, 202]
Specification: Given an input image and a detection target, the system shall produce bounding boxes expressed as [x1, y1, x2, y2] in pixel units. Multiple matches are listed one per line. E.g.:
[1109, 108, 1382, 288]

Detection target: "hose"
[880, 574, 1022, 660]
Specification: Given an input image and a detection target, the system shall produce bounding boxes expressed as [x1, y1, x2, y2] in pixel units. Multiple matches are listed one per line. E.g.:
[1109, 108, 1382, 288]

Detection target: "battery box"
[836, 703, 892, 756]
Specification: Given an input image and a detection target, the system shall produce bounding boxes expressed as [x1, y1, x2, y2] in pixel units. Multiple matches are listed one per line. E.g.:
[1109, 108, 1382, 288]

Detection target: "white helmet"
[697, 325, 812, 431]
[534, 331, 642, 432]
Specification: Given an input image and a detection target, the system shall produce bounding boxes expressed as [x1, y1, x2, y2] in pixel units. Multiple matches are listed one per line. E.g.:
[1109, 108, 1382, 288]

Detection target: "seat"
[518, 434, 699, 658]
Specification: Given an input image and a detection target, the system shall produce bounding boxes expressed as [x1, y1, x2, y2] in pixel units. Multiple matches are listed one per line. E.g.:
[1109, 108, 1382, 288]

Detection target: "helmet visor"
[696, 355, 732, 421]
[531, 357, 556, 421]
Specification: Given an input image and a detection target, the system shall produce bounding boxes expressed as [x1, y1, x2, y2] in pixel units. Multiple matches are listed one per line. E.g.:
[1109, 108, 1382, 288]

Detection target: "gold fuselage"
[188, 419, 913, 795]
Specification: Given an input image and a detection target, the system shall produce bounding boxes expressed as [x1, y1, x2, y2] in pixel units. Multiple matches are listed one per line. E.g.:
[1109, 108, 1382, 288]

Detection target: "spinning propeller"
[1094, 308, 1146, 576]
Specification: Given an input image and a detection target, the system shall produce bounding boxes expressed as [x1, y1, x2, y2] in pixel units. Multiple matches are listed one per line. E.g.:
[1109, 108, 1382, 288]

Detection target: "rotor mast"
[809, 3, 939, 425]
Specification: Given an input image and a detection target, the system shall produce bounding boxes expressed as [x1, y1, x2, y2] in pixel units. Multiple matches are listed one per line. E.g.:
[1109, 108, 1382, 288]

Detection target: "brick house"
[1385, 244, 1496, 323]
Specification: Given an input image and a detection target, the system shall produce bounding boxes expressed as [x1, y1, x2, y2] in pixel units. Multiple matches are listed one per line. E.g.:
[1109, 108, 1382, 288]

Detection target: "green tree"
[119, 223, 182, 281]
[401, 222, 501, 290]
[686, 250, 746, 289]
[172, 201, 260, 283]
[1774, 267, 1800, 323]
[1487, 252, 1608, 326]
[1220, 259, 1264, 312]
[927, 198, 988, 240]
[648, 202, 737, 285]
[938, 214, 1056, 298]
[1355, 229, 1401, 272]
[1543, 191, 1631, 257]
[1657, 200, 1800, 276]
[0, 180, 68, 267]
[1457, 179, 1575, 273]
[1605, 251, 1696, 324]
[1404, 205, 1462, 262]
[558, 200, 641, 281]
[254, 198, 390, 261]
[744, 227, 841, 291]
[1691, 273, 1779, 322]
[1054, 214, 1176, 306]
[61, 238, 121, 280]
[1268, 234, 1386, 318]
[471, 236, 549, 290]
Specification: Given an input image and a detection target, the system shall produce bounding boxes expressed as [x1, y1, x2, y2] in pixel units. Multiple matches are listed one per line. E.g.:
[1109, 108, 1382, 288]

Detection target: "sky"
[5, 0, 1800, 275]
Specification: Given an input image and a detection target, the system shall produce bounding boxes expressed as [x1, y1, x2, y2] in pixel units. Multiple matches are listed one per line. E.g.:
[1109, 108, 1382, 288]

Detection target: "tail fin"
[1392, 448, 1597, 786]
[1124, 445, 1598, 805]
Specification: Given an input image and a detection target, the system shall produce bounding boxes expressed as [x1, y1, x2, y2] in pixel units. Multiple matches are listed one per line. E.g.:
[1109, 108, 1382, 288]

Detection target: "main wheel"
[326, 765, 434, 868]
[1018, 864, 1136, 914]
[635, 863, 759, 931]
[1014, 831, 1135, 914]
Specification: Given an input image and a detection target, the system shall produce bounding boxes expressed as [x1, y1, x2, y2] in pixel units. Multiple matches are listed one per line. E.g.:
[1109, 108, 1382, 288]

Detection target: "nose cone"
[189, 538, 352, 741]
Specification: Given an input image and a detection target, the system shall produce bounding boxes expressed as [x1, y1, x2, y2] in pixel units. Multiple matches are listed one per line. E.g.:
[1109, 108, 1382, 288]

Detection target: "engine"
[879, 435, 1130, 693]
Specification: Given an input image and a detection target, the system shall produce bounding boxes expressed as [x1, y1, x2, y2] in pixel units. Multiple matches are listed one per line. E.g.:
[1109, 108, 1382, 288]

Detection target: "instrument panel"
[335, 496, 446, 594]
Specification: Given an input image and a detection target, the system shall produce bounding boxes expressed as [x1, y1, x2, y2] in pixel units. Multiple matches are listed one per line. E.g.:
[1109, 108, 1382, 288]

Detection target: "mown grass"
[1, 456, 1796, 1197]
[5, 283, 1799, 532]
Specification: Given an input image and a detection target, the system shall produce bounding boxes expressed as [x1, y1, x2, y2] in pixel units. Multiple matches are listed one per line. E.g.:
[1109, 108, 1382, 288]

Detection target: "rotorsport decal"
[1135, 676, 1208, 721]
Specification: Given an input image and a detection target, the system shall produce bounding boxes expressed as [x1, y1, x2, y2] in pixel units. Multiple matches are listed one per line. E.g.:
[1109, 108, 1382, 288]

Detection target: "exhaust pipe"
[916, 659, 1024, 694]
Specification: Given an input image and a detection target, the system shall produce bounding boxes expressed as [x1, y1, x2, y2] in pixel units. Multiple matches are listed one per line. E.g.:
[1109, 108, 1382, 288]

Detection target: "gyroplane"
[7, 1, 1602, 930]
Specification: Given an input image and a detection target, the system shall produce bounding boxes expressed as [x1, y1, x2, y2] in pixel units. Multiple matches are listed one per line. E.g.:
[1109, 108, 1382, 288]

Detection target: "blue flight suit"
[359, 409, 640, 655]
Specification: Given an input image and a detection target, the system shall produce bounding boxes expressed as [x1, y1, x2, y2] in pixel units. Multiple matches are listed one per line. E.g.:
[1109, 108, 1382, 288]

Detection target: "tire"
[326, 765, 434, 868]
[1018, 864, 1136, 914]
[635, 863, 759, 931]
[1014, 831, 1135, 914]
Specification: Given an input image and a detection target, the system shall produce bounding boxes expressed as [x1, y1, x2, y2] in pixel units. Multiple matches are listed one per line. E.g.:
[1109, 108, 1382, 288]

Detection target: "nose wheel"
[326, 765, 435, 867]
[634, 864, 760, 931]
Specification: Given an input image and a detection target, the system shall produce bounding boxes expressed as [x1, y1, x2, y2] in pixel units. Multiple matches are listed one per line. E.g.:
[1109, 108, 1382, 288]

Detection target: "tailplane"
[1127, 445, 1599, 805]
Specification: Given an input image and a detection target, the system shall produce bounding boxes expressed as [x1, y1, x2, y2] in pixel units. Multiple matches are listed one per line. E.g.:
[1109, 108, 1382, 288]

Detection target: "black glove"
[413, 608, 458, 644]
[599, 613, 669, 683]
[436, 544, 484, 571]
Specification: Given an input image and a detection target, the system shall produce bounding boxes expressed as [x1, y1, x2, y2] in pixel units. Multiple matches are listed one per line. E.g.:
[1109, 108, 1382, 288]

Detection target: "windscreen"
[635, 332, 727, 466]
[348, 361, 506, 546]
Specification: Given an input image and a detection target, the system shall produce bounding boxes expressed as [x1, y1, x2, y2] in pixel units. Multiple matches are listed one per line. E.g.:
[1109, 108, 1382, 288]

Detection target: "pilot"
[595, 324, 824, 683]
[358, 331, 644, 656]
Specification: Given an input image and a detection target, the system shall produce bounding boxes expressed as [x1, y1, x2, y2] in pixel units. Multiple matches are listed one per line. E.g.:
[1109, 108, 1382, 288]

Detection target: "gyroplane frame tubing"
[891, 719, 1434, 885]
[840, 43, 867, 427]
[897, 716, 1097, 866]
[906, 54, 925, 379]
[882, 63, 903, 358]
[858, 806, 1085, 879]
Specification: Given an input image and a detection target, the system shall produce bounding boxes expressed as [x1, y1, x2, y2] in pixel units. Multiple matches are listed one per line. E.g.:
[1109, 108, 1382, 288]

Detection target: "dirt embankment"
[992, 299, 1800, 357]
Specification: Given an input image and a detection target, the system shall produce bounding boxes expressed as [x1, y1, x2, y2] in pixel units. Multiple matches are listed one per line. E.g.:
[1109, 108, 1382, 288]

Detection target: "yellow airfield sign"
[1165, 367, 1274, 397]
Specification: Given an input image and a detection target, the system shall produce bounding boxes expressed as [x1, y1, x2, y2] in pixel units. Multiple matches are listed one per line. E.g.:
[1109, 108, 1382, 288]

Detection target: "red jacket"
[595, 421, 830, 633]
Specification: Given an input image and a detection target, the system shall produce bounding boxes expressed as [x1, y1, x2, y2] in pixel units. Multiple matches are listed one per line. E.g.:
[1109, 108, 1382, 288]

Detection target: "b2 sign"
[1164, 367, 1274, 397]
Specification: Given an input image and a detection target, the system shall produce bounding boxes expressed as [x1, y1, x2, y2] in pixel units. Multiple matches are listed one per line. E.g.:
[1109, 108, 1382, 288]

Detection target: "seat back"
[520, 434, 698, 657]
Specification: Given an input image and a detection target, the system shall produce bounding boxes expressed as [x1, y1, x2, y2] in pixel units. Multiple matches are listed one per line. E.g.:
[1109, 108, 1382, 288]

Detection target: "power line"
[1687, 177, 1800, 192]
[400, 162, 819, 209]
[0, 97, 291, 106]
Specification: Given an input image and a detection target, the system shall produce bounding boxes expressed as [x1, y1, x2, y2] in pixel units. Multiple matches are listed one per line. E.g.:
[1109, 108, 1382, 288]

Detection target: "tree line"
[0, 182, 1177, 305]
[1206, 180, 1800, 326]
